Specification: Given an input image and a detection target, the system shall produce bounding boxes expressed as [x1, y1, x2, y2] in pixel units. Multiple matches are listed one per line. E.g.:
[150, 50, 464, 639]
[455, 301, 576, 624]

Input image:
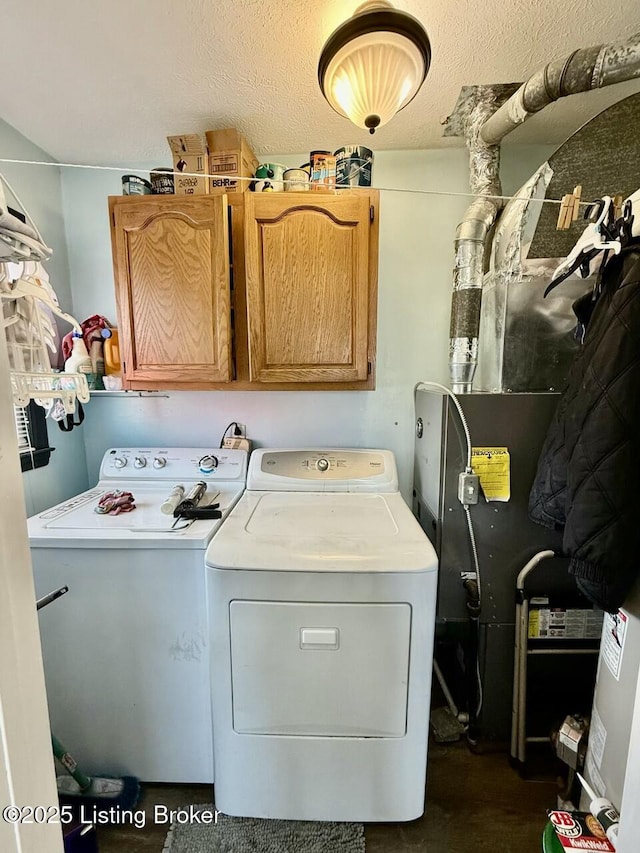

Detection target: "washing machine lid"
[27, 483, 244, 550]
[206, 490, 438, 572]
[28, 446, 248, 549]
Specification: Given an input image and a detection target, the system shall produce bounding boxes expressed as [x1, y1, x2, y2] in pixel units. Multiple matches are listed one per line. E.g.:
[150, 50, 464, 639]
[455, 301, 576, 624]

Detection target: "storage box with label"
[205, 128, 258, 194]
[167, 134, 209, 195]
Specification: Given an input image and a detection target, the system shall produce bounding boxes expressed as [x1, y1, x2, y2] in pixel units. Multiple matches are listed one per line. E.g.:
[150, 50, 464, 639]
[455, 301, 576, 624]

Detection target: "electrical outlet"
[222, 436, 251, 452]
[235, 423, 246, 438]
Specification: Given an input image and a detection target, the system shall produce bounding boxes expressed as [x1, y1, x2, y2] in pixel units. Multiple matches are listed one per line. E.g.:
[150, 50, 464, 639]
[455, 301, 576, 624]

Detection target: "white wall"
[0, 118, 89, 514]
[61, 145, 552, 497]
[618, 667, 640, 851]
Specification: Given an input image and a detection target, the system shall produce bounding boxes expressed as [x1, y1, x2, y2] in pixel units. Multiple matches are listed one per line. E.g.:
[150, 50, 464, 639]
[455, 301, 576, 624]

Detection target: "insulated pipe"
[449, 31, 640, 393]
[481, 33, 640, 146]
[450, 91, 503, 393]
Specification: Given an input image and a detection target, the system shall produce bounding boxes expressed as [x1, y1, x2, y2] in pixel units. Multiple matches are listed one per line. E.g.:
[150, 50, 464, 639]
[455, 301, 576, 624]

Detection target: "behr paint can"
[335, 146, 373, 187]
[121, 174, 152, 195]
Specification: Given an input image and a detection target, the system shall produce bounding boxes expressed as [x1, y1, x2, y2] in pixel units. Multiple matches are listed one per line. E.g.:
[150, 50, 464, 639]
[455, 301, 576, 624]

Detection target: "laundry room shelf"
[89, 390, 170, 398]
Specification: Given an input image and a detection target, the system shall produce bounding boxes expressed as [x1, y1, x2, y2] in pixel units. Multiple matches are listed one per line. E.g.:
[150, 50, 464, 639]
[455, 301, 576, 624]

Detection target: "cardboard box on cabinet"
[205, 128, 259, 194]
[167, 134, 209, 195]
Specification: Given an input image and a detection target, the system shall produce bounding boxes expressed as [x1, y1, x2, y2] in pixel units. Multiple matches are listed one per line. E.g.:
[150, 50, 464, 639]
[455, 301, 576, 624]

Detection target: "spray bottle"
[65, 332, 93, 379]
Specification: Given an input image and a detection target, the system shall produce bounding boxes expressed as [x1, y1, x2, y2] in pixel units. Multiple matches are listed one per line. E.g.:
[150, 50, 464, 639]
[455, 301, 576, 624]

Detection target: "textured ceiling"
[1, 0, 640, 164]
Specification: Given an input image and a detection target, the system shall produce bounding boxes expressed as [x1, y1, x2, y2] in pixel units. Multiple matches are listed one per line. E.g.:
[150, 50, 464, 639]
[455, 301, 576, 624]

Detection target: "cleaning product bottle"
[65, 332, 93, 381]
[89, 339, 105, 390]
[102, 328, 121, 375]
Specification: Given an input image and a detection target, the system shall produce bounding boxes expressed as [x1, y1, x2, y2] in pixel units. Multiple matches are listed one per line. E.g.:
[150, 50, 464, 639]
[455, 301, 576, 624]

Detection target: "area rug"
[162, 805, 366, 853]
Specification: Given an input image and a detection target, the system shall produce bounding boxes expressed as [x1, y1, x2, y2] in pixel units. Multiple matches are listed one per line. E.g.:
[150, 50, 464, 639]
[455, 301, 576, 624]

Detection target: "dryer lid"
[205, 490, 438, 572]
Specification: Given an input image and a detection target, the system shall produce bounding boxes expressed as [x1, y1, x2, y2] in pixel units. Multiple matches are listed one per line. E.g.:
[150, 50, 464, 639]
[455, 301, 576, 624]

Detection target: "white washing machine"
[28, 446, 247, 783]
[206, 448, 438, 822]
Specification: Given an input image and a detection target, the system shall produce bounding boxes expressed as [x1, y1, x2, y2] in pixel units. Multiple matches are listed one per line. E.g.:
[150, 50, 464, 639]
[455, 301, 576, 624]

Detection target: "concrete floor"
[94, 742, 556, 852]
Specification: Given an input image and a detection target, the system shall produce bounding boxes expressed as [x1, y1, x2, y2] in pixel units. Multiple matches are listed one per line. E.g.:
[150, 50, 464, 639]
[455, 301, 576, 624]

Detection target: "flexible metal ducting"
[449, 31, 640, 393]
[450, 90, 504, 392]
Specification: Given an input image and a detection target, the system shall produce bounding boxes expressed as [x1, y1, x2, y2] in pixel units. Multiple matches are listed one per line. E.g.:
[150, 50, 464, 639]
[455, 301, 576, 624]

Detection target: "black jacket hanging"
[529, 241, 640, 613]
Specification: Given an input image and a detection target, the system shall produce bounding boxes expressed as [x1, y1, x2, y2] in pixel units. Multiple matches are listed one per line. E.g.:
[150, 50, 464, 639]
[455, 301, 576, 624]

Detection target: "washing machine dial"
[153, 457, 167, 469]
[199, 454, 219, 474]
[134, 456, 147, 469]
[316, 458, 330, 472]
[113, 456, 127, 469]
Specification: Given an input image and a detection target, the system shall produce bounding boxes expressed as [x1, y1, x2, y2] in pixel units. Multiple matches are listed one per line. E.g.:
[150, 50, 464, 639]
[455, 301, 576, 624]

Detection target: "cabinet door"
[244, 193, 373, 383]
[110, 195, 231, 385]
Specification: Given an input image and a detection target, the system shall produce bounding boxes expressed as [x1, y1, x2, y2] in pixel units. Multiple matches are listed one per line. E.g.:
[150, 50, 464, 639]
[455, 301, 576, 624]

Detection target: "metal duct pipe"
[482, 32, 640, 146]
[450, 91, 504, 393]
[449, 31, 640, 393]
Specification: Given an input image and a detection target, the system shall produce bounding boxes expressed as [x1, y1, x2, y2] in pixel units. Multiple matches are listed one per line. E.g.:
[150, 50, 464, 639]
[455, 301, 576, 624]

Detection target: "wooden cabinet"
[244, 193, 373, 383]
[109, 190, 379, 391]
[110, 194, 232, 384]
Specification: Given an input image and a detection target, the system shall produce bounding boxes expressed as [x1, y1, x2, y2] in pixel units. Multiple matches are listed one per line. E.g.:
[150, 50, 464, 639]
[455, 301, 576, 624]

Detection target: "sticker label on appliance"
[471, 447, 510, 502]
[589, 705, 607, 769]
[585, 750, 606, 798]
[528, 608, 604, 639]
[601, 609, 628, 681]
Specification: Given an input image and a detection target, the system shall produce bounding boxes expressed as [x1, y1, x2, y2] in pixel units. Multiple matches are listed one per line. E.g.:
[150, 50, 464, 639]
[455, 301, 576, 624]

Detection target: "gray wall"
[60, 145, 553, 498]
[0, 118, 89, 515]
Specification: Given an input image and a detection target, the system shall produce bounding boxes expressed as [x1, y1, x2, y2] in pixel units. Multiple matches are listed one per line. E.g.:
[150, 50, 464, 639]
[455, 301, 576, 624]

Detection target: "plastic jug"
[102, 328, 121, 375]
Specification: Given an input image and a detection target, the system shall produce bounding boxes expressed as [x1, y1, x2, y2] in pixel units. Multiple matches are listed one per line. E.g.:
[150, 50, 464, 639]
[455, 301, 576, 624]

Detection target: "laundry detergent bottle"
[65, 332, 93, 380]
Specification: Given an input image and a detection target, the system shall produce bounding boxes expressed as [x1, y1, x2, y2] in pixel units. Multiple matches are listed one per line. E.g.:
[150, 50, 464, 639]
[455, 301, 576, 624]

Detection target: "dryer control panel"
[248, 449, 398, 492]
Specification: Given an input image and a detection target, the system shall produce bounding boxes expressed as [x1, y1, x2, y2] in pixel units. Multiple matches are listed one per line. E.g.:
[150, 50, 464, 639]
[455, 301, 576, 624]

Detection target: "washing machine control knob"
[316, 458, 330, 472]
[153, 457, 167, 469]
[199, 454, 219, 474]
[113, 456, 127, 469]
[134, 456, 147, 468]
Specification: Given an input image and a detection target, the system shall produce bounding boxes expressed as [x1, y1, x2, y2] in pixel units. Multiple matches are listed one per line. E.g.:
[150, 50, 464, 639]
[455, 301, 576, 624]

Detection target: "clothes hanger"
[546, 196, 619, 293]
[0, 174, 52, 263]
[2, 275, 81, 333]
[546, 189, 640, 295]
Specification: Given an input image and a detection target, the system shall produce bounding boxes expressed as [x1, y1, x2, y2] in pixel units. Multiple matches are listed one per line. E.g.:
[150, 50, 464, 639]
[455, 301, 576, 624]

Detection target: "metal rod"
[433, 658, 460, 719]
[527, 647, 600, 655]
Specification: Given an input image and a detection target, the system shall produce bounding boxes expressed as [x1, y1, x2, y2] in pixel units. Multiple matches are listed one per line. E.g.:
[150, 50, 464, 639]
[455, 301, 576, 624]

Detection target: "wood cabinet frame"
[109, 190, 379, 391]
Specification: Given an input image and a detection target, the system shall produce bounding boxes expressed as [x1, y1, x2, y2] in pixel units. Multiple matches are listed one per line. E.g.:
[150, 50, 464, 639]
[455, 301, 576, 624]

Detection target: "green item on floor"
[543, 821, 564, 853]
[162, 806, 365, 853]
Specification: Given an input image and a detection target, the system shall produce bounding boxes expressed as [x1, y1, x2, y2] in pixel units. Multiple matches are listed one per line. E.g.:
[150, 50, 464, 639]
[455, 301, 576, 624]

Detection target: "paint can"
[150, 168, 175, 195]
[335, 146, 373, 187]
[121, 174, 152, 195]
[309, 151, 336, 190]
[283, 168, 310, 192]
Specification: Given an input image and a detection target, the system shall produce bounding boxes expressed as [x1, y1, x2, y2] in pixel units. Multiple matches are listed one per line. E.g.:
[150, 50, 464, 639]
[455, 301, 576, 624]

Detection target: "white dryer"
[206, 448, 438, 822]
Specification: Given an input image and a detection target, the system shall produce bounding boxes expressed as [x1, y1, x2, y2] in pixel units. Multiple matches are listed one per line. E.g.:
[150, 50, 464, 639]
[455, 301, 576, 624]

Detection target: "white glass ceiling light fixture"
[318, 1, 431, 134]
